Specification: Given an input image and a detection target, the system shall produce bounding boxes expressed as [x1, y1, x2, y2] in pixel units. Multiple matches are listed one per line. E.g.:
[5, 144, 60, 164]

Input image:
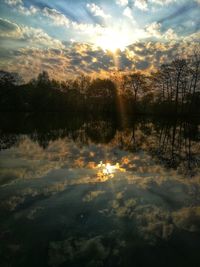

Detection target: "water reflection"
[97, 161, 125, 179]
[0, 113, 200, 267]
[154, 120, 200, 176]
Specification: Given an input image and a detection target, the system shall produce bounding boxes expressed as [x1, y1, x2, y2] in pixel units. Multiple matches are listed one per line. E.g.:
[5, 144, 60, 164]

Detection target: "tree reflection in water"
[0, 113, 200, 267]
[0, 113, 199, 176]
[154, 119, 200, 176]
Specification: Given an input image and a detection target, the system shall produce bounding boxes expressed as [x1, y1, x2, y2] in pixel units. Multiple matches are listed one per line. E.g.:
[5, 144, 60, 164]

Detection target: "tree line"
[0, 53, 199, 115]
[0, 112, 199, 176]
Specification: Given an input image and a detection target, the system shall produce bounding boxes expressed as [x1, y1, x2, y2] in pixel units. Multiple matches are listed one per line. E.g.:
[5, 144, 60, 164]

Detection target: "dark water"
[0, 113, 200, 267]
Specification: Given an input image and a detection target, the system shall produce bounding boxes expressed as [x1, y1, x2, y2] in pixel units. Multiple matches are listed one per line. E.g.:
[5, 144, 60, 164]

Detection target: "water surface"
[0, 113, 200, 267]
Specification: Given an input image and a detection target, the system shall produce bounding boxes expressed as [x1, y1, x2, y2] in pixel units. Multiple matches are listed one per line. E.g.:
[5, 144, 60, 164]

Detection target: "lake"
[0, 113, 200, 267]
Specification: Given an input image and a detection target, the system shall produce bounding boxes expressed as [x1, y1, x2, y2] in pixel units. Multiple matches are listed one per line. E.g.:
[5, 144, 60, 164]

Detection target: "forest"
[0, 53, 200, 115]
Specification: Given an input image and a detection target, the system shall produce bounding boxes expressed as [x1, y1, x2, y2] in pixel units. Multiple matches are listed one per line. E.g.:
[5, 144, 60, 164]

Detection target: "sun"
[95, 27, 132, 53]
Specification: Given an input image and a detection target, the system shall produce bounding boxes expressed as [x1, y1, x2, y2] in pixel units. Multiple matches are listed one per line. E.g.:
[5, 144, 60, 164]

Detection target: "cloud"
[134, 0, 148, 11]
[86, 3, 111, 19]
[42, 7, 70, 27]
[133, 0, 181, 10]
[173, 207, 200, 232]
[83, 190, 105, 202]
[71, 21, 104, 35]
[4, 0, 22, 6]
[116, 0, 129, 7]
[4, 0, 104, 36]
[184, 31, 200, 42]
[0, 18, 21, 37]
[123, 7, 134, 19]
[0, 17, 64, 49]
[145, 21, 162, 38]
[17, 5, 70, 27]
[164, 28, 178, 40]
[17, 5, 39, 16]
[0, 15, 198, 82]
[0, 38, 193, 81]
[144, 21, 178, 40]
[151, 0, 177, 5]
[20, 26, 64, 48]
[12, 2, 104, 38]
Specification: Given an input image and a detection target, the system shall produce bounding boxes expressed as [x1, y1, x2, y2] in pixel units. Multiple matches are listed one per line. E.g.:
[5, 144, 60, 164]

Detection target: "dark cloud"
[0, 18, 20, 34]
[135, 60, 150, 69]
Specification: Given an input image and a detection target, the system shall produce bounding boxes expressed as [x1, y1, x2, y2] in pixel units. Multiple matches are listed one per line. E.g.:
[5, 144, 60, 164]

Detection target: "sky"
[0, 0, 200, 80]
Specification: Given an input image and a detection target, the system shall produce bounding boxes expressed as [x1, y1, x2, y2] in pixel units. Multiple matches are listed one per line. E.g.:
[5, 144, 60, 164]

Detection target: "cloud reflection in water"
[0, 115, 200, 267]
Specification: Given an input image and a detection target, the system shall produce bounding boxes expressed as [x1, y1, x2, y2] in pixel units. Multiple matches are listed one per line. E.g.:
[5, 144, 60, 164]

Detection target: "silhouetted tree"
[0, 70, 23, 86]
[124, 72, 146, 102]
[0, 53, 200, 115]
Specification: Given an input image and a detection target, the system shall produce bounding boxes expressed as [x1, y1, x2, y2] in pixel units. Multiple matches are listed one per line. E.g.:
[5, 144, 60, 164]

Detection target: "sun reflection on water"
[97, 161, 125, 179]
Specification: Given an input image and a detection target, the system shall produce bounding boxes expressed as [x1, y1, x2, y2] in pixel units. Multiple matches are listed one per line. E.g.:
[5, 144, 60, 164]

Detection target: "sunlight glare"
[103, 163, 115, 175]
[95, 27, 132, 53]
[97, 161, 125, 178]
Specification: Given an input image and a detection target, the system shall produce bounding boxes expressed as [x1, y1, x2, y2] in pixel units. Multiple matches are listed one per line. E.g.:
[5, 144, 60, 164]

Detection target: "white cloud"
[164, 28, 178, 40]
[145, 21, 178, 41]
[134, 0, 177, 10]
[123, 7, 134, 19]
[14, 2, 107, 33]
[71, 21, 103, 35]
[183, 31, 200, 42]
[4, 0, 22, 5]
[20, 26, 64, 49]
[17, 5, 70, 27]
[18, 5, 38, 15]
[9, 1, 105, 38]
[116, 0, 129, 6]
[43, 7, 70, 27]
[86, 3, 111, 19]
[150, 0, 177, 5]
[0, 18, 64, 49]
[134, 0, 148, 11]
[145, 21, 162, 38]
